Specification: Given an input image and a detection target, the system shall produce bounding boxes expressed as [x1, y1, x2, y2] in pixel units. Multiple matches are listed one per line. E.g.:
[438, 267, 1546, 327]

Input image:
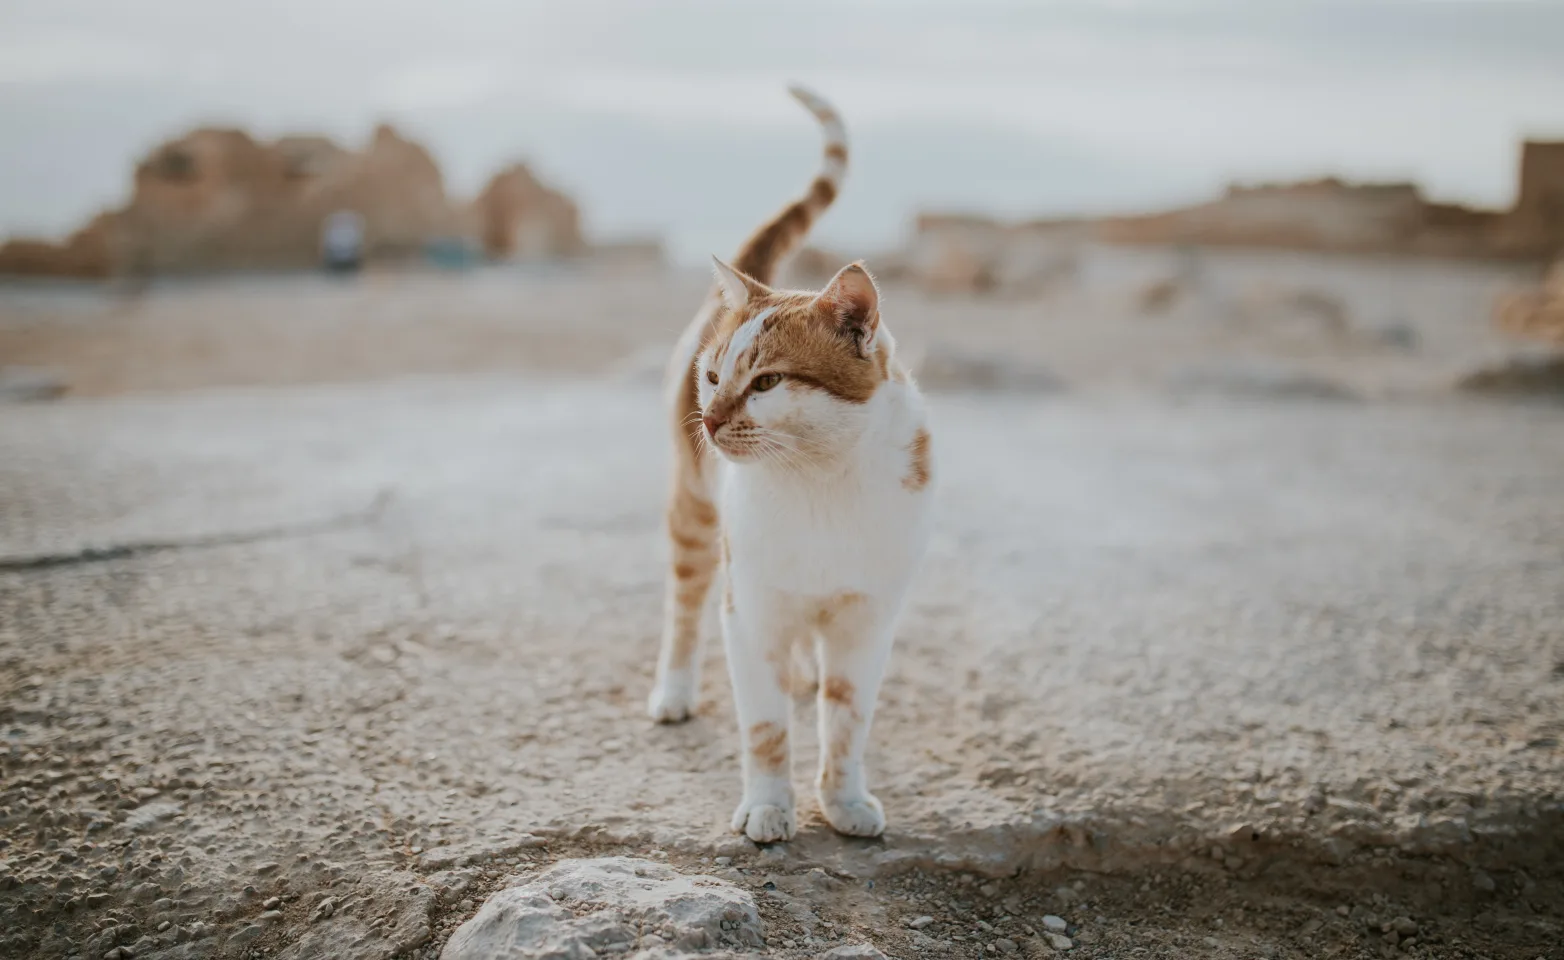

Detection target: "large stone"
[442, 858, 764, 960]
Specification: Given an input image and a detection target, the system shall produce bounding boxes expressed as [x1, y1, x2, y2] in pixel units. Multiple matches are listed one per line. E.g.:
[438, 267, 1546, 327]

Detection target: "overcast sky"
[2, 0, 1562, 261]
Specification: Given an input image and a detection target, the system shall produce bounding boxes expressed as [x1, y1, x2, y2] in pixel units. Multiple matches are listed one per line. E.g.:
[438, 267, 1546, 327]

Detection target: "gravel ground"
[1, 260, 1561, 959]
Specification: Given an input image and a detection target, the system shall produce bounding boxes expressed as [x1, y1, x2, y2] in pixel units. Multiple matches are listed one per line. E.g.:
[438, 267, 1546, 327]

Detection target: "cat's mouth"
[710, 435, 762, 461]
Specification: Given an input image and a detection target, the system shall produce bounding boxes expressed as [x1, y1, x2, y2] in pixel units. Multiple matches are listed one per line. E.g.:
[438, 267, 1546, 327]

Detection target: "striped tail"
[731, 85, 848, 285]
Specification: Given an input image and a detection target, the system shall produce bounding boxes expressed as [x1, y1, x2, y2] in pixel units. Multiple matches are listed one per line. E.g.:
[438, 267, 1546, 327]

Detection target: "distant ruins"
[0, 124, 593, 279]
[1098, 140, 1564, 259]
[900, 140, 1564, 295]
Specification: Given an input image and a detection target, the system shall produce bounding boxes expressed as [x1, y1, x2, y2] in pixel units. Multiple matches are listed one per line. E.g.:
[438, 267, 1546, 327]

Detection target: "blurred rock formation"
[900, 140, 1564, 296]
[0, 125, 587, 278]
[1494, 258, 1564, 345]
[471, 164, 584, 260]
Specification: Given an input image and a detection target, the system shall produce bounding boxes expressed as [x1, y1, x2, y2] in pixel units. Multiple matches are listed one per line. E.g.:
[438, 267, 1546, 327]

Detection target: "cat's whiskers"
[755, 430, 820, 474]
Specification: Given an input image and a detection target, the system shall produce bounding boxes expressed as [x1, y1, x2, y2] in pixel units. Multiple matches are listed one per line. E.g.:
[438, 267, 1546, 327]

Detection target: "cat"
[647, 86, 935, 842]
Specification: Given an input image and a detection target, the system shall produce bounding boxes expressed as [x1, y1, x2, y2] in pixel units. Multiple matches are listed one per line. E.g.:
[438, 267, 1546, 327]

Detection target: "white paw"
[647, 673, 697, 723]
[731, 799, 797, 843]
[820, 792, 885, 837]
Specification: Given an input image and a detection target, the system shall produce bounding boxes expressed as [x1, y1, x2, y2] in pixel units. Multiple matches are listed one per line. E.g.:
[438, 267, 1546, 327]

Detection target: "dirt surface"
[1, 256, 1561, 959]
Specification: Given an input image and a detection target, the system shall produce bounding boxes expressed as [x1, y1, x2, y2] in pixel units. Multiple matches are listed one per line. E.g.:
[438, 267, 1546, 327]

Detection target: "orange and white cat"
[648, 87, 935, 842]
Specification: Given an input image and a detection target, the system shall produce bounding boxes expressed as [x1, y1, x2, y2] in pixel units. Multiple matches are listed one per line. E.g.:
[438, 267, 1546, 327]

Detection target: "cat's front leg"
[722, 602, 797, 843]
[814, 597, 897, 837]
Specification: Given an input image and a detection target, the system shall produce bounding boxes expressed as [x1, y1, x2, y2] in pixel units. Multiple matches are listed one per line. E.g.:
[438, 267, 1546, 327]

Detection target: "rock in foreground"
[442, 858, 765, 960]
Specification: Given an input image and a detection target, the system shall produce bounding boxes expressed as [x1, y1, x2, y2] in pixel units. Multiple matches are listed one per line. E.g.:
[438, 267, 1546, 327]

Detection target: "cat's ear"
[815, 261, 880, 358]
[711, 256, 768, 309]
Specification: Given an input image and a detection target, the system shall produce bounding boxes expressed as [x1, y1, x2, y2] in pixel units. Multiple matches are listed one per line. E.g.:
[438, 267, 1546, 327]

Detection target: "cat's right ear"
[712, 256, 767, 309]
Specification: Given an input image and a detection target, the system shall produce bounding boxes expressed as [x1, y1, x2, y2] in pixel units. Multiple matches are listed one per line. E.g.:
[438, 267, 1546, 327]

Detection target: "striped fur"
[732, 85, 848, 285]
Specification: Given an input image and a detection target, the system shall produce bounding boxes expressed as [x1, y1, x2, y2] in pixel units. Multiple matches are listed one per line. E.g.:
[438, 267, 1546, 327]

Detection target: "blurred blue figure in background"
[321, 209, 364, 275]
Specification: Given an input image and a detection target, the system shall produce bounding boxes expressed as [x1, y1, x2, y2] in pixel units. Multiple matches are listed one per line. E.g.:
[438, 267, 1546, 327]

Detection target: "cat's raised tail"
[729, 85, 848, 285]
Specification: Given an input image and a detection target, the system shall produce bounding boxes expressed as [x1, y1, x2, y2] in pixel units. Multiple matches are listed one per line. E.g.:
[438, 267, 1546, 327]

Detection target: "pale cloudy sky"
[2, 0, 1562, 261]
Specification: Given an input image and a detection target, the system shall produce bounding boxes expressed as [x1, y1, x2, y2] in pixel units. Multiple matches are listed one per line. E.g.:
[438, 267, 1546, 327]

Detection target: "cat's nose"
[703, 413, 727, 437]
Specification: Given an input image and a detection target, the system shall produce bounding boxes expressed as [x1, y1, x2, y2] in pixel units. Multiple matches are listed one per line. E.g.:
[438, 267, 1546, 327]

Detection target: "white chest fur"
[719, 381, 934, 602]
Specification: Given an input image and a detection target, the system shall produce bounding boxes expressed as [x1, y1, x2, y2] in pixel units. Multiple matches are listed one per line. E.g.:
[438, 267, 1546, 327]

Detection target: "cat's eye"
[751, 373, 783, 393]
[706, 370, 718, 385]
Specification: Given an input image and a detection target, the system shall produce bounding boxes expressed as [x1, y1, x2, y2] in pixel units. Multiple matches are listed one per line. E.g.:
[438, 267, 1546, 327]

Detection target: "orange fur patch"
[903, 428, 932, 491]
[707, 293, 886, 406]
[749, 721, 789, 773]
[816, 590, 868, 630]
[822, 676, 856, 707]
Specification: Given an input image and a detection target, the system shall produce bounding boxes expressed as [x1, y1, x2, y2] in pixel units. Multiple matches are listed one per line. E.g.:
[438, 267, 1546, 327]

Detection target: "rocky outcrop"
[900, 215, 1082, 296]
[1097, 143, 1564, 261]
[0, 213, 115, 278]
[472, 164, 585, 260]
[893, 140, 1564, 297]
[442, 858, 764, 960]
[0, 125, 588, 277]
[1098, 179, 1444, 254]
[106, 123, 461, 274]
[1495, 258, 1564, 345]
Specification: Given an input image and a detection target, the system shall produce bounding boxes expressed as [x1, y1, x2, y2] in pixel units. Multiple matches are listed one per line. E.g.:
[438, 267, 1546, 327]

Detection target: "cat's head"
[696, 257, 895, 467]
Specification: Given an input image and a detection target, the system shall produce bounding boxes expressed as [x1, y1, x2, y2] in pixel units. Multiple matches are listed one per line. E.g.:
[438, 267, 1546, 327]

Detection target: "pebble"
[1471, 870, 1496, 893]
[156, 922, 170, 933]
[1336, 905, 1349, 916]
[994, 937, 1017, 954]
[1042, 915, 1067, 932]
[1204, 937, 1220, 948]
[1044, 932, 1073, 951]
[1391, 917, 1418, 936]
[714, 857, 732, 867]
[907, 916, 934, 930]
[262, 897, 280, 910]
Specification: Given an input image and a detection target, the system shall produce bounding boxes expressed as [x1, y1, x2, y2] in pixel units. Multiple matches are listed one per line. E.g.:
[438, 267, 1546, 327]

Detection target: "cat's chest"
[719, 455, 931, 592]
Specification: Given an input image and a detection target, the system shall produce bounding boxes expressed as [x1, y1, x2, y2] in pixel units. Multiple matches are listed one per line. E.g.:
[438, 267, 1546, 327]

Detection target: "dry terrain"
[1, 249, 1561, 960]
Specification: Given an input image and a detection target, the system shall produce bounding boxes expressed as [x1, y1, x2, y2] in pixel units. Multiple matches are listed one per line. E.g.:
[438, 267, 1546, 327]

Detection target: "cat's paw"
[820, 792, 885, 838]
[647, 672, 697, 723]
[731, 799, 797, 843]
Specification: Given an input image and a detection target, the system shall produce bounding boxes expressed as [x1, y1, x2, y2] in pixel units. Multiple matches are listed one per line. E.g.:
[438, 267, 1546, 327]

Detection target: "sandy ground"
[1, 252, 1561, 960]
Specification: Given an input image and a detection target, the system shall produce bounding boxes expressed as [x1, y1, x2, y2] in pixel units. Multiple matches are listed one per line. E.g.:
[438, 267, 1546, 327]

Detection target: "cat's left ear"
[815, 261, 880, 358]
[711, 256, 771, 310]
